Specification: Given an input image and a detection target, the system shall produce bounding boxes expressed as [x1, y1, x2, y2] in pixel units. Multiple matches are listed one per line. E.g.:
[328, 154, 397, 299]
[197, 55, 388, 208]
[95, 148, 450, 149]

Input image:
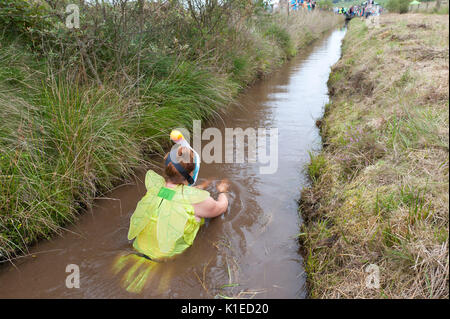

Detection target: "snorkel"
[166, 130, 200, 186]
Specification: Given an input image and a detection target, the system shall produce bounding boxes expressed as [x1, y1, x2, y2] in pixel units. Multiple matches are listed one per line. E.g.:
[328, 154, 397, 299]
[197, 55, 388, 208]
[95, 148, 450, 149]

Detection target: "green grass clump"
[308, 152, 327, 183]
[0, 77, 143, 256]
[138, 59, 237, 149]
[264, 24, 296, 58]
[386, 0, 411, 13]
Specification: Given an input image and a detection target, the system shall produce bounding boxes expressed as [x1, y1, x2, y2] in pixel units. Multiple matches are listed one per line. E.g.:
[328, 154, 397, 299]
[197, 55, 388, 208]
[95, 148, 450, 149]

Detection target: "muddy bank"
[299, 14, 449, 298]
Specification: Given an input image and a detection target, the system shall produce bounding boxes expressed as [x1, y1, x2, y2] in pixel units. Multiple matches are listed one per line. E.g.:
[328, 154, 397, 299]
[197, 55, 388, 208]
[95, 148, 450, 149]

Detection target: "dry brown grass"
[300, 14, 449, 299]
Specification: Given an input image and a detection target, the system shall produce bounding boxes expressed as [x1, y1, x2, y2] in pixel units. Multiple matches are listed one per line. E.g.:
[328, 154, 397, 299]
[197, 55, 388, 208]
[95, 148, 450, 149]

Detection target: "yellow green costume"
[127, 169, 210, 260]
[112, 169, 209, 294]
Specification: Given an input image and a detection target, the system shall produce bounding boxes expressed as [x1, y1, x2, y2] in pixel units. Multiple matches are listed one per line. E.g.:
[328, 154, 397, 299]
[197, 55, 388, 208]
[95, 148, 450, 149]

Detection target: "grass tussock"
[299, 14, 449, 298]
[0, 1, 342, 260]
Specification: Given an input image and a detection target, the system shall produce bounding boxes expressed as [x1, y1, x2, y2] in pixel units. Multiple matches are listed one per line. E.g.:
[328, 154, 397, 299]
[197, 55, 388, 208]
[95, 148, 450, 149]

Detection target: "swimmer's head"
[164, 146, 194, 185]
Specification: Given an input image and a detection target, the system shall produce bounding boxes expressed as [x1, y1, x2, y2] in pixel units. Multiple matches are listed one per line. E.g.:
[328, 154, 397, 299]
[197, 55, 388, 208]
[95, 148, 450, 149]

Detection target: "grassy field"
[0, 1, 342, 261]
[300, 14, 449, 298]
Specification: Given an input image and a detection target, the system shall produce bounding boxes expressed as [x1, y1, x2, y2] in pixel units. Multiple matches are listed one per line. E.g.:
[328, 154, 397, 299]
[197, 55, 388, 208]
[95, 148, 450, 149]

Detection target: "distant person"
[291, 0, 298, 11]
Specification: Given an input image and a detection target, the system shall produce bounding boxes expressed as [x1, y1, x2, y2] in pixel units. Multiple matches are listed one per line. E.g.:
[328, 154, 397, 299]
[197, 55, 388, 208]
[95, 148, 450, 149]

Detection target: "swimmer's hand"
[216, 179, 230, 193]
[193, 179, 230, 219]
[195, 179, 212, 190]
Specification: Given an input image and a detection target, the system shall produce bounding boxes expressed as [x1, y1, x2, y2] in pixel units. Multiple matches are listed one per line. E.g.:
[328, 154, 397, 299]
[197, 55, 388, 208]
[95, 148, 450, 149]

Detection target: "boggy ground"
[300, 13, 449, 298]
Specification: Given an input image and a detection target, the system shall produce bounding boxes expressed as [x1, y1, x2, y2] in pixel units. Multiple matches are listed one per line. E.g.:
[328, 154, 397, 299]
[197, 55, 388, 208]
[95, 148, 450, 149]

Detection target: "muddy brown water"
[0, 28, 346, 299]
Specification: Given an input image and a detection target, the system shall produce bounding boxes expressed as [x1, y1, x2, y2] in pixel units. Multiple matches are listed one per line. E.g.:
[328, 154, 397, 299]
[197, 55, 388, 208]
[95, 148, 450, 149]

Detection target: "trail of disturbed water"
[0, 27, 346, 298]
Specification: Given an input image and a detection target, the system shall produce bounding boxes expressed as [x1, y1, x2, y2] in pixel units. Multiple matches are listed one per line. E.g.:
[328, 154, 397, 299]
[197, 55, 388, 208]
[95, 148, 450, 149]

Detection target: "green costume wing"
[171, 185, 210, 204]
[144, 169, 165, 193]
[127, 170, 165, 240]
[128, 170, 211, 256]
[156, 185, 210, 253]
[156, 199, 188, 253]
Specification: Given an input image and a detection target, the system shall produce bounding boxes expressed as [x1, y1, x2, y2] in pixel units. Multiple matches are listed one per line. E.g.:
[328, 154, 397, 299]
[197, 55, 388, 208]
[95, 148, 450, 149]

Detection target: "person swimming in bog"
[127, 130, 230, 261]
